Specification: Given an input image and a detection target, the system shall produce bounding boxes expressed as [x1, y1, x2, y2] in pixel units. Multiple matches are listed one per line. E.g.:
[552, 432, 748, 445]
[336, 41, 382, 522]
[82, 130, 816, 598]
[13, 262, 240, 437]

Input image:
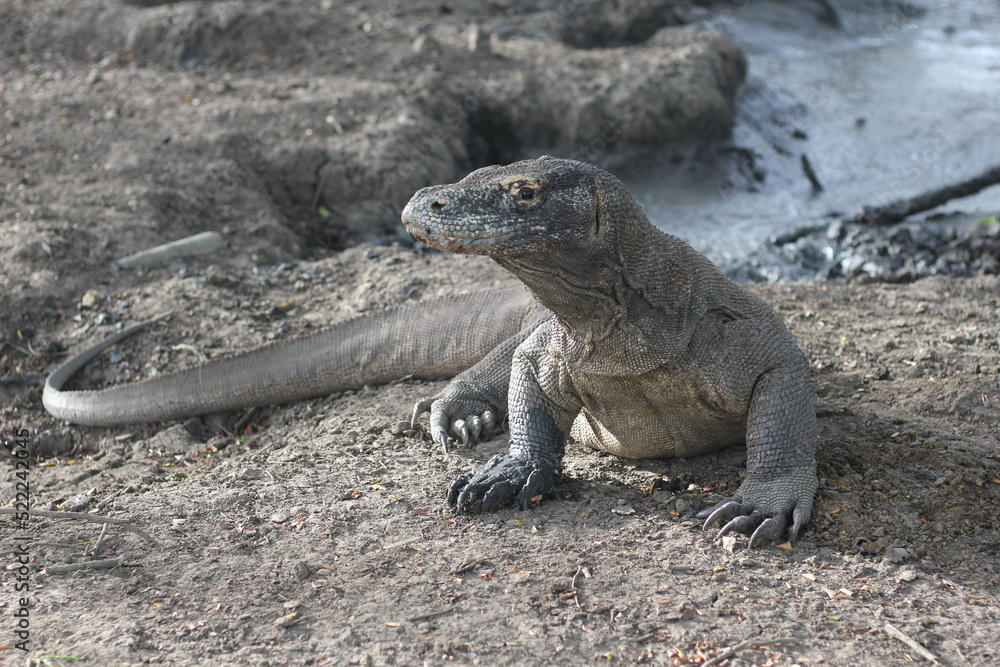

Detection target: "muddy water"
[629, 0, 1000, 267]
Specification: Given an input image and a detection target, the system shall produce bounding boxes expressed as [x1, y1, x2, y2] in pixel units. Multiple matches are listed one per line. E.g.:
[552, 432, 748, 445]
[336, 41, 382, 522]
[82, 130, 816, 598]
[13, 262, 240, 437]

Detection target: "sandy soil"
[2, 2, 999, 666]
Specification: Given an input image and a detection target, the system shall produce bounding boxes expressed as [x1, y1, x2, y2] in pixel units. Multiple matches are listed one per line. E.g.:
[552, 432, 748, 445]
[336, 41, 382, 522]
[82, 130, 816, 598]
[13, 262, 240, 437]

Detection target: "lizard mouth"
[405, 225, 511, 255]
[405, 221, 562, 256]
[400, 190, 572, 255]
[401, 201, 524, 254]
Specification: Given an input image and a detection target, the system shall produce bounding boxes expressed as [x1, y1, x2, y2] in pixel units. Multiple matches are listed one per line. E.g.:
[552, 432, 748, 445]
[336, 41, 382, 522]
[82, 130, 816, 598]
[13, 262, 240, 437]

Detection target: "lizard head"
[403, 156, 687, 326]
[401, 156, 610, 257]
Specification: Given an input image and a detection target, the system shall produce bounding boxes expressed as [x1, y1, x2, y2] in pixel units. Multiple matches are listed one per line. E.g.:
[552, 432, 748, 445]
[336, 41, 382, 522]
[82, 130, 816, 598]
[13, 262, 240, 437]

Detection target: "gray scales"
[43, 157, 817, 546]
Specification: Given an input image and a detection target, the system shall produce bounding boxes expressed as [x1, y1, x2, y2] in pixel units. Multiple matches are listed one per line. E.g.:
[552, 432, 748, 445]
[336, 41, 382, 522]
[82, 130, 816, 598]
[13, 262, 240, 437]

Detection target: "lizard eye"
[509, 182, 541, 204]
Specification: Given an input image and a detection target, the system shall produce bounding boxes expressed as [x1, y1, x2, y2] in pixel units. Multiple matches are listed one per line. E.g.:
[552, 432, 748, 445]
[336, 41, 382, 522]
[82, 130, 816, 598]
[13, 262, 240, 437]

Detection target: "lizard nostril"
[430, 198, 448, 212]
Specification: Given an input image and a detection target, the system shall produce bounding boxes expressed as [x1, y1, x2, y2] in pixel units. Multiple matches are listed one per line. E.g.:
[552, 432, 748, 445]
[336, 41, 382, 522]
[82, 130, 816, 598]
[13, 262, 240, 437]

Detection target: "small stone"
[80, 289, 101, 309]
[276, 613, 299, 628]
[674, 498, 691, 514]
[60, 491, 92, 513]
[412, 34, 442, 56]
[898, 569, 918, 582]
[294, 561, 312, 580]
[271, 512, 289, 524]
[721, 535, 738, 552]
[467, 24, 491, 55]
[886, 547, 910, 562]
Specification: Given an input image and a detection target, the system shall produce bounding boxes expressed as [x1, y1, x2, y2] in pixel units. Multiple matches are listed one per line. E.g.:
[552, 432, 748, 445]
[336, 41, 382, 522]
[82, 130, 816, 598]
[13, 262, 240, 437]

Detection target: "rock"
[555, 0, 693, 48]
[276, 613, 299, 629]
[466, 24, 491, 54]
[886, 547, 910, 562]
[60, 491, 92, 512]
[80, 290, 101, 309]
[412, 34, 442, 57]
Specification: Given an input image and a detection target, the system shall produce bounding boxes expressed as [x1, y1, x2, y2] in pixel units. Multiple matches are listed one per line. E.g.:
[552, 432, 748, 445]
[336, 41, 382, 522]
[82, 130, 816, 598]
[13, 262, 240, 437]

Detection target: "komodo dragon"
[43, 156, 817, 546]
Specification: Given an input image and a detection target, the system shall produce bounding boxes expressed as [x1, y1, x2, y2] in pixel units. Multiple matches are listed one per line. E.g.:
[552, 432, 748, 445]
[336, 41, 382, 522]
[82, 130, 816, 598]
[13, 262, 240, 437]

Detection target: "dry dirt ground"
[2, 1, 999, 666]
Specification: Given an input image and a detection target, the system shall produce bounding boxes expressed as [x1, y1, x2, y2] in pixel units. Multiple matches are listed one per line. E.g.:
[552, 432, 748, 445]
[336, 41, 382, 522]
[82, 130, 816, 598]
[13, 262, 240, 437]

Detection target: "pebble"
[271, 512, 289, 524]
[294, 561, 312, 580]
[467, 24, 491, 54]
[80, 289, 101, 309]
[60, 491, 91, 513]
[886, 547, 910, 562]
[276, 613, 299, 629]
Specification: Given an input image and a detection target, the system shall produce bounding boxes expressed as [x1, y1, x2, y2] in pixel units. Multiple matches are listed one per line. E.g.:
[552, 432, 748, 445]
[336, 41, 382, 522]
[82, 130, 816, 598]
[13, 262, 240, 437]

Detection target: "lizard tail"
[43, 287, 542, 426]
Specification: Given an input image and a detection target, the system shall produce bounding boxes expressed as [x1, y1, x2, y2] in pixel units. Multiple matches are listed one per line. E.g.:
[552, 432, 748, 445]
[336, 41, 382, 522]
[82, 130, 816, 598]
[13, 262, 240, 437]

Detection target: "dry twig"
[0, 508, 158, 544]
[701, 637, 797, 667]
[773, 162, 1000, 245]
[44, 558, 123, 575]
[842, 164, 1000, 227]
[884, 623, 939, 663]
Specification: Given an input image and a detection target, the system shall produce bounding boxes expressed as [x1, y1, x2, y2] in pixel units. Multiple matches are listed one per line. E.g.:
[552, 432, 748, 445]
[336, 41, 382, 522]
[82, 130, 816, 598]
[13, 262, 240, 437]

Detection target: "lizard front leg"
[411, 320, 547, 452]
[450, 331, 580, 513]
[699, 352, 818, 547]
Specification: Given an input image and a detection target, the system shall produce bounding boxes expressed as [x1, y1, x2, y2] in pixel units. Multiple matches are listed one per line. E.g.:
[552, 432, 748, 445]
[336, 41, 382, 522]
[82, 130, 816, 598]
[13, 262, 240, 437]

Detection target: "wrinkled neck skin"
[493, 209, 698, 362]
[493, 245, 622, 335]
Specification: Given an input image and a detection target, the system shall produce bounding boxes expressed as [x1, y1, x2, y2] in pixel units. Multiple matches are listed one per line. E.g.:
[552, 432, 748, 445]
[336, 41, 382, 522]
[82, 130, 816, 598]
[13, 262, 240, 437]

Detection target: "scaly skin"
[43, 288, 545, 427]
[403, 156, 818, 546]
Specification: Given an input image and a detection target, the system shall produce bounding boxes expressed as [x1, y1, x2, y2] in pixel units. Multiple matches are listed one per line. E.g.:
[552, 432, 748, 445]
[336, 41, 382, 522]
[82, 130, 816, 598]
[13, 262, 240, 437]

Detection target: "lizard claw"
[454, 420, 470, 447]
[411, 396, 501, 453]
[410, 398, 435, 430]
[436, 431, 449, 455]
[448, 453, 559, 514]
[697, 470, 816, 547]
[412, 398, 451, 453]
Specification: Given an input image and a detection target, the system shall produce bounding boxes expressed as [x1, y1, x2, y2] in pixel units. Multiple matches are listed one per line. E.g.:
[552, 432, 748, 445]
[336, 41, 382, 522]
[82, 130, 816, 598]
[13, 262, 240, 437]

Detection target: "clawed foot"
[411, 397, 499, 454]
[697, 471, 817, 548]
[448, 453, 559, 513]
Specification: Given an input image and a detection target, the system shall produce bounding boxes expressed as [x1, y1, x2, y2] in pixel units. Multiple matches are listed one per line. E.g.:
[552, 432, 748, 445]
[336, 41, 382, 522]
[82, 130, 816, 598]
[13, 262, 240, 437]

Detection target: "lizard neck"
[494, 252, 624, 333]
[494, 230, 702, 356]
